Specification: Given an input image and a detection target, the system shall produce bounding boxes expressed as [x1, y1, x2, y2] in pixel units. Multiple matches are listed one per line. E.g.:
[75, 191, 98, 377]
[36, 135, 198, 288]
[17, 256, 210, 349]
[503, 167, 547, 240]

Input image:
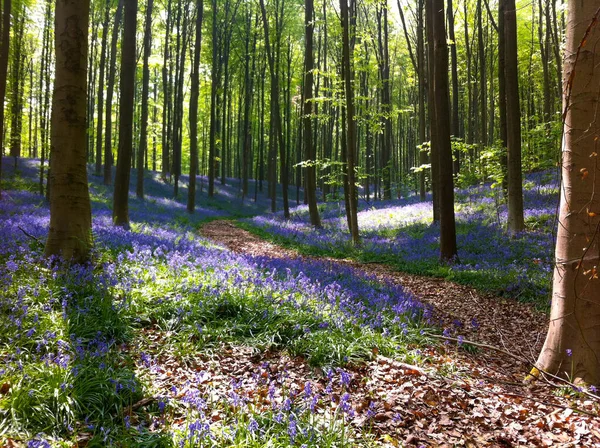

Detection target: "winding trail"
[201, 219, 547, 364]
[199, 219, 600, 447]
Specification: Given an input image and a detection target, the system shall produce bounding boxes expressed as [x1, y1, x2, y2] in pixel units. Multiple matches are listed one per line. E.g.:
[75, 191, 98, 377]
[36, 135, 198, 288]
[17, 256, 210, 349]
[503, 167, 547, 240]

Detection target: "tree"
[137, 0, 154, 199]
[113, 0, 137, 227]
[431, 0, 458, 262]
[44, 0, 93, 263]
[0, 0, 10, 201]
[188, 0, 204, 213]
[104, 0, 124, 186]
[340, 0, 359, 244]
[504, 0, 525, 235]
[303, 0, 321, 228]
[535, 3, 600, 385]
[259, 0, 290, 219]
[94, 0, 110, 177]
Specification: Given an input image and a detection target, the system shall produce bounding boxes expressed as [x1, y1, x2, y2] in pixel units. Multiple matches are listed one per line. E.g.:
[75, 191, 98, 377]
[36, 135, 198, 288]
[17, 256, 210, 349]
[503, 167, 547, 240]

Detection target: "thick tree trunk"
[104, 0, 124, 185]
[303, 0, 321, 228]
[188, 0, 203, 213]
[45, 0, 92, 263]
[432, 0, 458, 262]
[137, 0, 154, 199]
[535, 3, 600, 386]
[504, 0, 525, 235]
[112, 0, 137, 227]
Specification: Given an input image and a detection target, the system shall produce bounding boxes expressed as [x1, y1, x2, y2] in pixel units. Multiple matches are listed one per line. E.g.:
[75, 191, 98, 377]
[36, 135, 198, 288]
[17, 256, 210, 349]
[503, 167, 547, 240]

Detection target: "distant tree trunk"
[161, 0, 172, 181]
[303, 0, 321, 227]
[498, 0, 508, 193]
[431, 0, 458, 262]
[477, 0, 487, 148]
[0, 0, 10, 200]
[113, 0, 137, 227]
[377, 2, 392, 200]
[104, 0, 124, 185]
[259, 0, 290, 219]
[504, 0, 525, 235]
[9, 13, 24, 163]
[188, 0, 203, 213]
[241, 11, 256, 200]
[94, 0, 110, 177]
[447, 0, 460, 175]
[426, 0, 440, 222]
[340, 0, 359, 244]
[137, 0, 153, 199]
[417, 0, 427, 201]
[535, 2, 600, 386]
[45, 0, 92, 262]
[208, 0, 218, 197]
[39, 0, 52, 197]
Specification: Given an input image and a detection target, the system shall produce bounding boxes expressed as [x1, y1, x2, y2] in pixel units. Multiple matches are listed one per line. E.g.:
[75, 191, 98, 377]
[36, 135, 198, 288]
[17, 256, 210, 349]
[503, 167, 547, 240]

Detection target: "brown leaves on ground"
[197, 220, 600, 447]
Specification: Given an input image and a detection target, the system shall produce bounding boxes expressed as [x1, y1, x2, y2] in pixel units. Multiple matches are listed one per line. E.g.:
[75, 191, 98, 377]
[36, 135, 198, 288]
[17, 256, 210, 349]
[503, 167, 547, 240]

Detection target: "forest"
[1, 0, 600, 446]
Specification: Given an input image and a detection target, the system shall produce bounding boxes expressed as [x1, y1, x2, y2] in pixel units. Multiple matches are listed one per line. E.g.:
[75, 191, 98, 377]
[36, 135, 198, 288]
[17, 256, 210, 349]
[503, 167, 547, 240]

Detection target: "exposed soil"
[198, 219, 600, 447]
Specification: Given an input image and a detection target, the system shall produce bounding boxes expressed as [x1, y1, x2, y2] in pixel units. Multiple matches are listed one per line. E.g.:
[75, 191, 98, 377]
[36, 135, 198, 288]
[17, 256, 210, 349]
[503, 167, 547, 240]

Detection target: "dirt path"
[201, 220, 547, 363]
[200, 220, 600, 447]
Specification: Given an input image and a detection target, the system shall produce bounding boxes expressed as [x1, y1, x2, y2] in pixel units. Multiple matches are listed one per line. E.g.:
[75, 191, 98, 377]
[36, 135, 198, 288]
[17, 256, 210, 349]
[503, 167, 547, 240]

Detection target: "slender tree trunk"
[45, 0, 92, 262]
[340, 0, 359, 244]
[208, 0, 219, 197]
[94, 0, 110, 176]
[535, 3, 600, 385]
[259, 0, 290, 219]
[113, 0, 137, 227]
[137, 0, 153, 198]
[426, 0, 440, 222]
[104, 0, 124, 185]
[498, 0, 508, 193]
[188, 0, 204, 213]
[504, 0, 525, 235]
[447, 0, 460, 175]
[0, 0, 10, 200]
[161, 0, 172, 180]
[417, 0, 427, 201]
[303, 0, 321, 227]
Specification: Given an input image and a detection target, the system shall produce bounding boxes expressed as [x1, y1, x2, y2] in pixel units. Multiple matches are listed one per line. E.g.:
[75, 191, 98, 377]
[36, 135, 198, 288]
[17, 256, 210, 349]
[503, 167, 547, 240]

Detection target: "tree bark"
[94, 0, 110, 177]
[431, 0, 458, 262]
[504, 0, 525, 235]
[104, 0, 124, 185]
[137, 0, 154, 199]
[0, 0, 10, 200]
[188, 0, 204, 213]
[112, 0, 137, 227]
[45, 0, 92, 263]
[340, 0, 359, 244]
[535, 3, 600, 385]
[303, 0, 321, 227]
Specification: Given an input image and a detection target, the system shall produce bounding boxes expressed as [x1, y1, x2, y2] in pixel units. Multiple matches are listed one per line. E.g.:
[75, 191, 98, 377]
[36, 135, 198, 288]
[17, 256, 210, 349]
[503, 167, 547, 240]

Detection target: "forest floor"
[200, 219, 600, 447]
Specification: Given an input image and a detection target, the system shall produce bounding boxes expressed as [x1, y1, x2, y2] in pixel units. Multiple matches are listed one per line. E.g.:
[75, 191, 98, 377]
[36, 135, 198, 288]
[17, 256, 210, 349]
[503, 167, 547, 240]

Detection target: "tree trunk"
[94, 0, 110, 177]
[104, 0, 124, 185]
[447, 0, 460, 175]
[426, 0, 440, 222]
[259, 0, 290, 219]
[340, 0, 359, 244]
[113, 0, 137, 227]
[504, 0, 525, 235]
[45, 0, 92, 263]
[535, 3, 600, 386]
[431, 0, 458, 262]
[208, 0, 219, 197]
[303, 0, 321, 227]
[137, 0, 154, 199]
[498, 0, 508, 193]
[188, 0, 204, 213]
[0, 0, 10, 201]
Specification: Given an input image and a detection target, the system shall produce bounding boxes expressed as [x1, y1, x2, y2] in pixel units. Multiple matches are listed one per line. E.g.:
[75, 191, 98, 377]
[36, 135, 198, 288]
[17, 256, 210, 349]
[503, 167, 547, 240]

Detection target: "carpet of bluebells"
[0, 158, 431, 446]
[245, 171, 559, 307]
